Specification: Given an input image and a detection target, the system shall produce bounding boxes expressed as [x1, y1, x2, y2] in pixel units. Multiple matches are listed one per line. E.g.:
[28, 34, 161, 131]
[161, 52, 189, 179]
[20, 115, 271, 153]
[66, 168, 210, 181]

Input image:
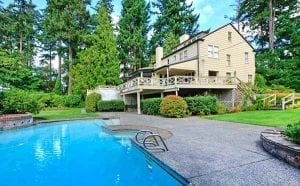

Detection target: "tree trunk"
[19, 33, 23, 53]
[269, 0, 275, 52]
[58, 54, 62, 80]
[68, 43, 73, 95]
[49, 47, 52, 79]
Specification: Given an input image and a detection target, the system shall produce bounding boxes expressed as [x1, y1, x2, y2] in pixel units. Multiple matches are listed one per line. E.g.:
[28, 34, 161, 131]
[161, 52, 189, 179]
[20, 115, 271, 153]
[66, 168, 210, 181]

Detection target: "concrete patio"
[102, 112, 300, 185]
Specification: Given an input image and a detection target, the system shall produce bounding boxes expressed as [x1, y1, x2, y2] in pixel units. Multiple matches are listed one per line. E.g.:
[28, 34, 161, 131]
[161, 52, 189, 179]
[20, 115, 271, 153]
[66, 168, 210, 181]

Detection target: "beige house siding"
[161, 42, 198, 66]
[198, 24, 255, 83]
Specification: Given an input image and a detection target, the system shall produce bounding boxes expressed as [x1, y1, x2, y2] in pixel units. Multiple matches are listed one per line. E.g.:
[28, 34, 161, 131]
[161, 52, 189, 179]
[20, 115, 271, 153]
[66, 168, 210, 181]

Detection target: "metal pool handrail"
[143, 134, 169, 152]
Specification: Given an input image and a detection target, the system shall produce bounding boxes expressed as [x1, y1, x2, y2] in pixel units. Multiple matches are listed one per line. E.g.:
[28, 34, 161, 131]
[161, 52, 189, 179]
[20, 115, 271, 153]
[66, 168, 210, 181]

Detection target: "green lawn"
[33, 108, 98, 121]
[205, 109, 300, 128]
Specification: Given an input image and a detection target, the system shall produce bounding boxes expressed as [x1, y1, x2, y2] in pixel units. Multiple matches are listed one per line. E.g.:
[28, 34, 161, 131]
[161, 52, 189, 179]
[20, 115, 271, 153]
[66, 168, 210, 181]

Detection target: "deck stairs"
[261, 93, 300, 110]
[282, 93, 300, 110]
[236, 78, 256, 104]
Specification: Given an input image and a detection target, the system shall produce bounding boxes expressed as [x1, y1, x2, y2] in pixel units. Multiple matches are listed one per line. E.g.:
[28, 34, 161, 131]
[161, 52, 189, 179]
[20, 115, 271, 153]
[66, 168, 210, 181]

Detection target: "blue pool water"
[0, 120, 183, 186]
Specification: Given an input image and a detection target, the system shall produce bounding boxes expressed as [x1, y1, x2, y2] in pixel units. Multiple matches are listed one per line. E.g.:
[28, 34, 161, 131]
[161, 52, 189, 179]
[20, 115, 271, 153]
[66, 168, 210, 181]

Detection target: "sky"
[2, 0, 237, 69]
[3, 0, 237, 30]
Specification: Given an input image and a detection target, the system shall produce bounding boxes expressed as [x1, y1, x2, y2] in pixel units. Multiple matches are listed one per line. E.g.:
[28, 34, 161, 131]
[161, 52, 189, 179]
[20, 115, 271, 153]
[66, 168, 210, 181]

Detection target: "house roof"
[162, 23, 255, 60]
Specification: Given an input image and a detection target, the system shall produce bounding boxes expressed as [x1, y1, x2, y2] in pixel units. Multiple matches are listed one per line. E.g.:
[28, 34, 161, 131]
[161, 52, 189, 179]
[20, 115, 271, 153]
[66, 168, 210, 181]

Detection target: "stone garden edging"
[0, 114, 33, 130]
[261, 129, 300, 168]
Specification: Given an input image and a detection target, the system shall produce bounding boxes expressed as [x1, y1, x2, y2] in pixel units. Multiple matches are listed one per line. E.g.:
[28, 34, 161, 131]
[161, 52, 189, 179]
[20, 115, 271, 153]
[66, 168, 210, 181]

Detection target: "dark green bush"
[85, 93, 101, 112]
[30, 93, 83, 108]
[97, 100, 124, 112]
[254, 98, 265, 110]
[242, 104, 257, 111]
[184, 96, 217, 115]
[160, 95, 188, 118]
[2, 89, 41, 114]
[285, 122, 300, 144]
[141, 98, 162, 115]
[64, 95, 83, 108]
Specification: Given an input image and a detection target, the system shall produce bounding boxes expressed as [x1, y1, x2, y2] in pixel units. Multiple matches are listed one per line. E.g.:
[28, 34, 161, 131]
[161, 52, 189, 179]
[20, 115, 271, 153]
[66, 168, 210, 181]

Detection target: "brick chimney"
[155, 47, 163, 67]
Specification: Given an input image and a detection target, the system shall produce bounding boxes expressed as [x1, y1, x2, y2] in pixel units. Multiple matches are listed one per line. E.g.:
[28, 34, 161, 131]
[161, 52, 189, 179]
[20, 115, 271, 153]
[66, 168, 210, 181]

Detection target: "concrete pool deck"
[101, 112, 300, 185]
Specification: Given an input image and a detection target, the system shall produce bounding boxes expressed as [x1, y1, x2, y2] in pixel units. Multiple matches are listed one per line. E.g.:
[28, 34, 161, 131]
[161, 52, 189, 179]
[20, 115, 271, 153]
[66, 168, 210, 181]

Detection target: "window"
[228, 31, 232, 41]
[208, 45, 219, 58]
[173, 55, 177, 62]
[180, 52, 183, 60]
[245, 52, 249, 64]
[226, 72, 231, 77]
[226, 54, 231, 66]
[248, 74, 253, 83]
[184, 50, 188, 59]
[167, 59, 170, 64]
[214, 46, 219, 58]
[208, 45, 213, 57]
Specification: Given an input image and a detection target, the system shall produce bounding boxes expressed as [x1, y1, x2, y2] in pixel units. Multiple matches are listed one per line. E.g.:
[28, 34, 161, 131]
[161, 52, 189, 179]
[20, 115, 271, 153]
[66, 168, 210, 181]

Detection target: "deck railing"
[118, 76, 237, 92]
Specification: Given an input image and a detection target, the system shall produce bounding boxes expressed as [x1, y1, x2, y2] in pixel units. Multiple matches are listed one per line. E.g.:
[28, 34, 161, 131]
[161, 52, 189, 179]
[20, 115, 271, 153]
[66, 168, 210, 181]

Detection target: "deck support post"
[167, 67, 169, 86]
[161, 92, 164, 98]
[232, 89, 235, 108]
[175, 90, 178, 96]
[137, 92, 141, 115]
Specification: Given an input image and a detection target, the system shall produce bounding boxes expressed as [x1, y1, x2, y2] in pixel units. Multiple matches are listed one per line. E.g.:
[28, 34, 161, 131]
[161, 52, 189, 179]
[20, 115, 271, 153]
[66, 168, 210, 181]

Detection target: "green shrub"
[285, 121, 300, 144]
[242, 104, 257, 111]
[160, 95, 188, 118]
[254, 99, 264, 110]
[97, 100, 124, 112]
[30, 92, 83, 109]
[85, 93, 101, 112]
[217, 103, 228, 115]
[184, 96, 217, 115]
[2, 89, 41, 114]
[64, 95, 83, 108]
[141, 98, 162, 115]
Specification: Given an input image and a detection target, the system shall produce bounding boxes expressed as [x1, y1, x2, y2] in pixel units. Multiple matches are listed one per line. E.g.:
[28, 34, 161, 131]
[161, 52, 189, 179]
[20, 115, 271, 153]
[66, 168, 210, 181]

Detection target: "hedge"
[160, 95, 188, 118]
[97, 100, 124, 112]
[141, 98, 162, 115]
[2, 89, 41, 114]
[184, 96, 217, 115]
[31, 92, 83, 108]
[85, 93, 101, 112]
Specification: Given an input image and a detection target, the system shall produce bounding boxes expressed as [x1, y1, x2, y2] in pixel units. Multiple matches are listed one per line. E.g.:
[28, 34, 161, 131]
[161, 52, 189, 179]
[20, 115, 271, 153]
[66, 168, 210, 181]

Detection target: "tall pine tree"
[72, 6, 120, 96]
[42, 0, 90, 95]
[238, 0, 300, 91]
[118, 0, 150, 77]
[150, 0, 199, 55]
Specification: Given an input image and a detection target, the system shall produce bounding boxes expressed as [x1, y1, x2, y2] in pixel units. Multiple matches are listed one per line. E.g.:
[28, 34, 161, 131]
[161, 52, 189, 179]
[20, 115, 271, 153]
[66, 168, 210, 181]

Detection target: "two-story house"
[118, 23, 256, 114]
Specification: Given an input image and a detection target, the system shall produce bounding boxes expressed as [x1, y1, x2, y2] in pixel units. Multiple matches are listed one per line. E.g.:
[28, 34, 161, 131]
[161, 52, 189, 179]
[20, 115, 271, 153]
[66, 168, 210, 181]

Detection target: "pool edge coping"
[131, 139, 190, 186]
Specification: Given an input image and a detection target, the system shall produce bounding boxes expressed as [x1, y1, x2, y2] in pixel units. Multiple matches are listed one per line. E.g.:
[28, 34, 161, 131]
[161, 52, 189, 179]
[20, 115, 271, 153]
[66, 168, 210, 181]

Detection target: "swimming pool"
[0, 120, 184, 186]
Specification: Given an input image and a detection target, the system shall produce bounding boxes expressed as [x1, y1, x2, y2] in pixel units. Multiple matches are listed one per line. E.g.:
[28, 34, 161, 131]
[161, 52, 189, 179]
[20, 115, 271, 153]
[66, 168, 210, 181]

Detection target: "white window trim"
[245, 52, 249, 64]
[208, 45, 219, 59]
[226, 54, 231, 67]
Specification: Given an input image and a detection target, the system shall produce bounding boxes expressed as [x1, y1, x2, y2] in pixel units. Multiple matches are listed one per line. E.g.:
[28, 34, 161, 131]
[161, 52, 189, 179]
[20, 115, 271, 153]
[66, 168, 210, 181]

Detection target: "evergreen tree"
[0, 50, 41, 90]
[238, 0, 300, 91]
[163, 31, 179, 56]
[2, 0, 39, 66]
[150, 0, 199, 54]
[97, 0, 113, 16]
[72, 6, 120, 96]
[118, 0, 150, 76]
[42, 0, 90, 95]
[53, 77, 63, 95]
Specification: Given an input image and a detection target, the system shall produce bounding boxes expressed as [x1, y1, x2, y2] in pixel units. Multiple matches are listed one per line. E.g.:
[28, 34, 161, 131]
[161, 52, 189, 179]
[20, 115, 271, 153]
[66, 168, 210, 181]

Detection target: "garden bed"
[261, 129, 300, 168]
